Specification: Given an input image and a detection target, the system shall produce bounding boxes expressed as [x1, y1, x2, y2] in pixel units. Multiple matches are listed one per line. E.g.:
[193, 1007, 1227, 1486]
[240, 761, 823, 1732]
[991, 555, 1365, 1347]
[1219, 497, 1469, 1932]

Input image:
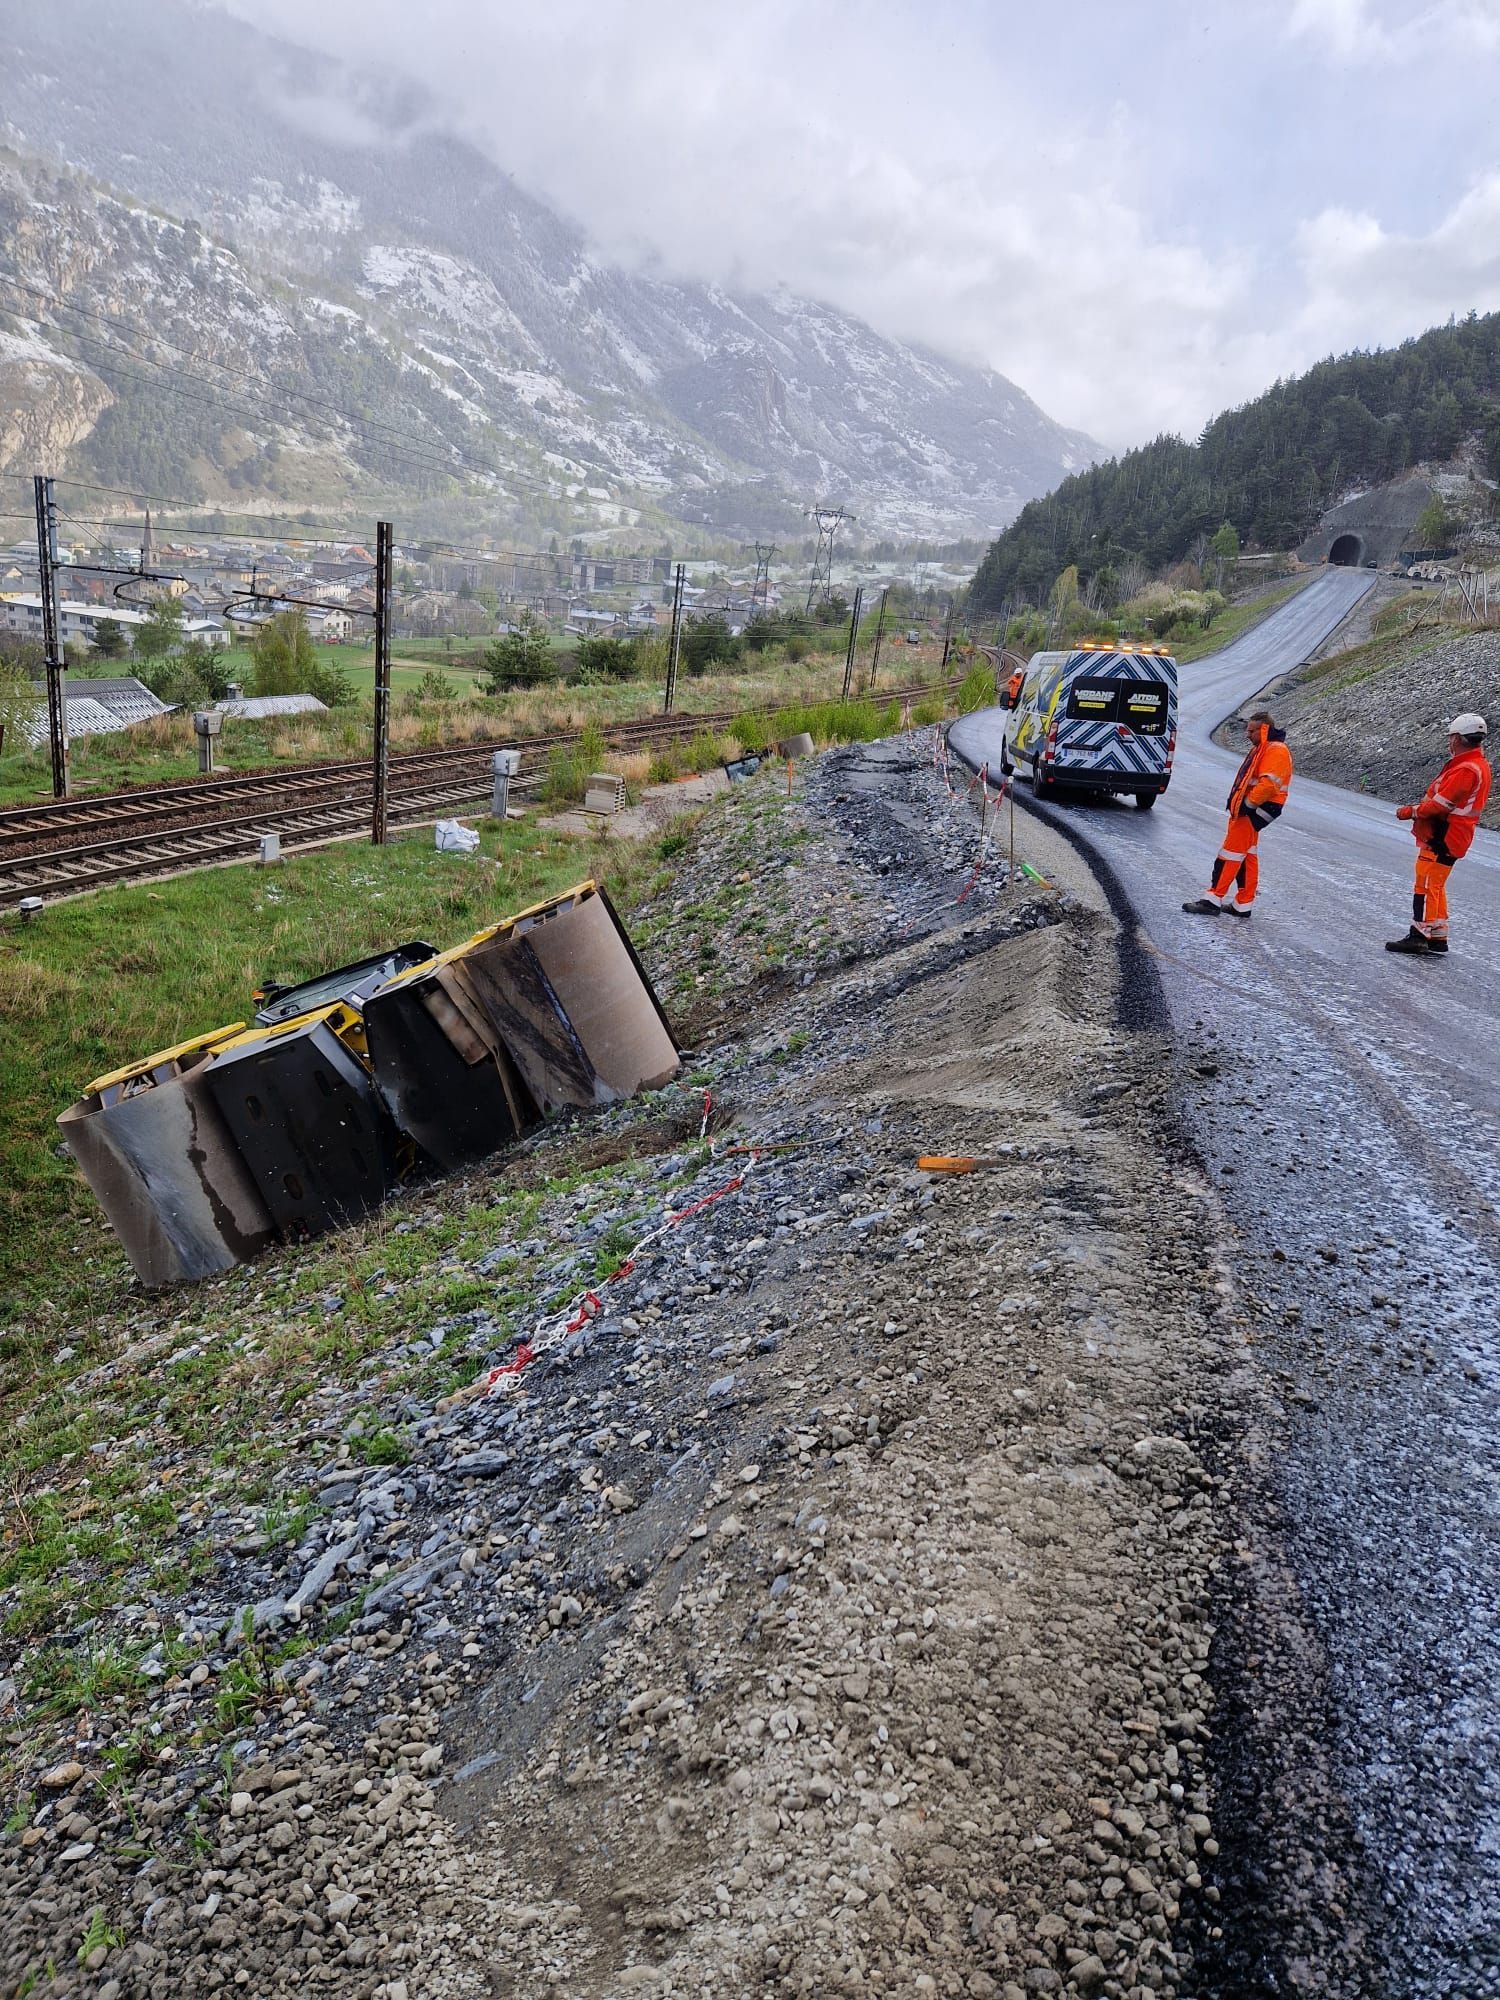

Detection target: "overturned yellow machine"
[60, 882, 679, 1288]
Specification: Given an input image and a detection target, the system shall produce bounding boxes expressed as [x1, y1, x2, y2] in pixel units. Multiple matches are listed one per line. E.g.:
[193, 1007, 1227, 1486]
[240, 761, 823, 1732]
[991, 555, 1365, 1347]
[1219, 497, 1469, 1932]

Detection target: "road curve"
[952, 571, 1500, 1998]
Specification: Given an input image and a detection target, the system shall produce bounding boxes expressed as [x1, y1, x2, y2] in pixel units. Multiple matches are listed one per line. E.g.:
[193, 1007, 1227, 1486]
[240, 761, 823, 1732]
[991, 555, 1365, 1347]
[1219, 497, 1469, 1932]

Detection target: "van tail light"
[1165, 728, 1177, 769]
[1044, 720, 1058, 763]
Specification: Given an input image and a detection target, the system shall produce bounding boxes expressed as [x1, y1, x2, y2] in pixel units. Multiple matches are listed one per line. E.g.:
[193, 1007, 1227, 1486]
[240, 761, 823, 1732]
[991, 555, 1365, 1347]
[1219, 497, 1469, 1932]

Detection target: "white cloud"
[1287, 0, 1500, 58]
[225, 0, 1500, 449]
[1293, 173, 1500, 347]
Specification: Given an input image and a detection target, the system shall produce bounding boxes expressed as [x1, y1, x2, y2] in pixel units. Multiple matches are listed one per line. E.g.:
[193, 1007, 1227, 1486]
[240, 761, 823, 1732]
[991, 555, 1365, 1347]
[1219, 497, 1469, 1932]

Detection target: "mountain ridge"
[0, 0, 1099, 541]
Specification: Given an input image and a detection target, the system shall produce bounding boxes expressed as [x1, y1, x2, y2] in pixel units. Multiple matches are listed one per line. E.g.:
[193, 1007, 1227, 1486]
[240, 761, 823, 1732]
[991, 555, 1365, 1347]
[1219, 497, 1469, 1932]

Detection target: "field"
[0, 628, 956, 804]
[0, 818, 667, 1317]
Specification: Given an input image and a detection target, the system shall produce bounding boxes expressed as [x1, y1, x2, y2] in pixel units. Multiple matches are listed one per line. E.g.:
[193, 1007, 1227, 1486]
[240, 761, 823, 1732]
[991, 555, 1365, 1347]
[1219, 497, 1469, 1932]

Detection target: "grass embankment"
[0, 705, 925, 1662]
[0, 638, 957, 806]
[1275, 589, 1468, 697]
[0, 685, 959, 1316]
[1170, 572, 1314, 664]
[0, 818, 691, 1652]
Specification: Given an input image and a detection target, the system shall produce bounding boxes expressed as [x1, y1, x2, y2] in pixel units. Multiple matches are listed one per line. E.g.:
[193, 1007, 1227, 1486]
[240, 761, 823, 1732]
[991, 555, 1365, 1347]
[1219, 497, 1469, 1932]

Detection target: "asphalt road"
[951, 571, 1500, 1999]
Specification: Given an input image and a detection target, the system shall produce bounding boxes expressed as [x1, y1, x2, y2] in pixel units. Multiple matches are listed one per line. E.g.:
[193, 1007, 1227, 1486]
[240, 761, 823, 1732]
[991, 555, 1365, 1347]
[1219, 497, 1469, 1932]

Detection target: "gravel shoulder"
[1210, 586, 1500, 827]
[1, 733, 1236, 1999]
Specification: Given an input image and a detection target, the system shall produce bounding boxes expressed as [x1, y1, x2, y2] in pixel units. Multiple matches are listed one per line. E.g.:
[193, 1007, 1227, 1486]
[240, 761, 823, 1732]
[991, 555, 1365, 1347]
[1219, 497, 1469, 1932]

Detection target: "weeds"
[348, 1421, 410, 1467]
[76, 1910, 124, 1964]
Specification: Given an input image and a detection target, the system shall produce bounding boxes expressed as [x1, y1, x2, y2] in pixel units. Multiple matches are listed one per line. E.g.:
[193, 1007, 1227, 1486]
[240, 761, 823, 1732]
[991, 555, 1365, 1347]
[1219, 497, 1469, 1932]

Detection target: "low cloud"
[1288, 0, 1500, 58]
[224, 0, 1500, 450]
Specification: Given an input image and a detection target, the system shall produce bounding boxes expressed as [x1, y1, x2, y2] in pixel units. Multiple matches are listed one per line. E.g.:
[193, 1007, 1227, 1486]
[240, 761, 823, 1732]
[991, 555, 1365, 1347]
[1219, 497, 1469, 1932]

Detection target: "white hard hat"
[1448, 712, 1488, 737]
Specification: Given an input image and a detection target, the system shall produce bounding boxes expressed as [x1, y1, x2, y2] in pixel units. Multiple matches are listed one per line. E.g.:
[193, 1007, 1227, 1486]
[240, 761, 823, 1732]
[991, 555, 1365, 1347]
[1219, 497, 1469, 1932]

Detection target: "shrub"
[681, 614, 740, 677]
[482, 611, 557, 692]
[574, 633, 639, 682]
[957, 663, 995, 714]
[648, 743, 687, 784]
[731, 712, 772, 754]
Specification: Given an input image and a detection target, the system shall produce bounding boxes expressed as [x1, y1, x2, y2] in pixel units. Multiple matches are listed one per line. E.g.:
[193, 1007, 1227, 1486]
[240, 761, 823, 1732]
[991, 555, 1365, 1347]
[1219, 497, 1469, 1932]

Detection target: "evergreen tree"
[969, 309, 1500, 612]
[481, 610, 556, 691]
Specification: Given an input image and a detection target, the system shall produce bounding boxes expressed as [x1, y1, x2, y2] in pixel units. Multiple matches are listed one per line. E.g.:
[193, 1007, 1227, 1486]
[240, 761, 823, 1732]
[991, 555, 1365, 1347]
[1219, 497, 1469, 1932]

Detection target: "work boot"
[1384, 929, 1430, 955]
[1182, 897, 1222, 916]
[1225, 904, 1253, 920]
[1426, 937, 1449, 954]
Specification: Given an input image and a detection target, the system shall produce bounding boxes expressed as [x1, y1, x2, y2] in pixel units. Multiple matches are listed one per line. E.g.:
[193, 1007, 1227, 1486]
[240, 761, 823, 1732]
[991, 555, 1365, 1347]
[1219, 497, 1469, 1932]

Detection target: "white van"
[1003, 642, 1178, 810]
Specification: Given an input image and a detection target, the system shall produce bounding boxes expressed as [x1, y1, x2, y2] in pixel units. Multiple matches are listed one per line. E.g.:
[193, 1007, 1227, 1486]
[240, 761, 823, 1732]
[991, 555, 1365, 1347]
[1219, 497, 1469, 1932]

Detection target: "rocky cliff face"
[1, 0, 1098, 538]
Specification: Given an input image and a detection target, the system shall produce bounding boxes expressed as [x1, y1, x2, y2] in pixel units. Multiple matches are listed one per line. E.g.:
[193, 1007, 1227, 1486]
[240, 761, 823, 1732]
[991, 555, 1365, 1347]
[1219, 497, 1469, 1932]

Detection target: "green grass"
[1, 635, 957, 806]
[0, 821, 656, 1314]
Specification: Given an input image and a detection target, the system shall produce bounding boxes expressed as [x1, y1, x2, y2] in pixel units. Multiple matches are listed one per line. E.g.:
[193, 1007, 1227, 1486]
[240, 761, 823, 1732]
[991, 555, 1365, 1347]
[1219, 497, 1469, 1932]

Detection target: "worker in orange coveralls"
[1182, 709, 1293, 919]
[1386, 712, 1491, 956]
[1003, 665, 1024, 710]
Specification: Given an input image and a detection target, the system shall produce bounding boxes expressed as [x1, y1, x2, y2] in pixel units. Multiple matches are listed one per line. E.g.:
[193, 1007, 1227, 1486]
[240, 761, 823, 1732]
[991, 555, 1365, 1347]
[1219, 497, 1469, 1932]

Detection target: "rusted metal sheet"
[363, 961, 539, 1172]
[204, 1005, 395, 1241]
[58, 1030, 276, 1287]
[446, 883, 678, 1116]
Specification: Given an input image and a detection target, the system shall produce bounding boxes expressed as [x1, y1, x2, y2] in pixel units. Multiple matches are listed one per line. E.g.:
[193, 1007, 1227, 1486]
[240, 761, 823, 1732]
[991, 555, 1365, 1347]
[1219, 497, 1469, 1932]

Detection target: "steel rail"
[0, 708, 748, 842]
[0, 679, 961, 844]
[0, 679, 966, 904]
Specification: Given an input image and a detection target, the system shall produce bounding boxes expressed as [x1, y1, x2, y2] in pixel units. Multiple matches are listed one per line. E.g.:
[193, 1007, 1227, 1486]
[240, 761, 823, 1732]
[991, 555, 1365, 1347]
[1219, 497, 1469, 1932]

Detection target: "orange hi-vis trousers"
[1413, 844, 1453, 939]
[1207, 812, 1259, 908]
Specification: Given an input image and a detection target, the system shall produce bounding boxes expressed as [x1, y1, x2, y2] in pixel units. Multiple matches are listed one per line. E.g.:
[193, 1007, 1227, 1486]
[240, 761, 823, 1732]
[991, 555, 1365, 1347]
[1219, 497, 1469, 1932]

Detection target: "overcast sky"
[231, 0, 1500, 451]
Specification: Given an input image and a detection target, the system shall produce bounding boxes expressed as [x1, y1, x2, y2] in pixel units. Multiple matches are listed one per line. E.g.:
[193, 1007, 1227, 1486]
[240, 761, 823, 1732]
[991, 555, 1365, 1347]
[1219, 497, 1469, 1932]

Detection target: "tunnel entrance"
[1328, 533, 1363, 566]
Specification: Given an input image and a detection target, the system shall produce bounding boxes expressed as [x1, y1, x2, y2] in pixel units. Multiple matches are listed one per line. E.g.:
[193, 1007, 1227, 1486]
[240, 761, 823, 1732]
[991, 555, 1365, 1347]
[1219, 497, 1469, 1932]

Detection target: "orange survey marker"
[917, 1154, 1006, 1174]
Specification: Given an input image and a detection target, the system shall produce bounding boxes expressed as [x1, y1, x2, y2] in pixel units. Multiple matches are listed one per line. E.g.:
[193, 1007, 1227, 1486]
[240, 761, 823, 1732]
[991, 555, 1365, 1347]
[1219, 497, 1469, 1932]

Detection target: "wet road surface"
[952, 572, 1500, 1997]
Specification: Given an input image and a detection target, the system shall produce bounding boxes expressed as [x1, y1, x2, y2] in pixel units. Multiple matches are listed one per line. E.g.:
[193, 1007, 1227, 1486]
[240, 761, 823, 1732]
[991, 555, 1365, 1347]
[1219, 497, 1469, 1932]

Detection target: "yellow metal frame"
[87, 1023, 246, 1097]
[371, 879, 599, 993]
[84, 882, 602, 1099]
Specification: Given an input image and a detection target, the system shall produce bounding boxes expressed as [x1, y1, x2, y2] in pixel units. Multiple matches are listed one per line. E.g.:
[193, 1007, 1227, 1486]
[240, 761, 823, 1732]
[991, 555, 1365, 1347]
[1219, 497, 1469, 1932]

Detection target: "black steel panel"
[206, 1020, 394, 1240]
[363, 977, 536, 1172]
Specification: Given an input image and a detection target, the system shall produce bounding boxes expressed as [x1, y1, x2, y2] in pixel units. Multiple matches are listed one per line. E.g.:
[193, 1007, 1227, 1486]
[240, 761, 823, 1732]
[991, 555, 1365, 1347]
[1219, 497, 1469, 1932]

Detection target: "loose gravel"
[1, 732, 1234, 1999]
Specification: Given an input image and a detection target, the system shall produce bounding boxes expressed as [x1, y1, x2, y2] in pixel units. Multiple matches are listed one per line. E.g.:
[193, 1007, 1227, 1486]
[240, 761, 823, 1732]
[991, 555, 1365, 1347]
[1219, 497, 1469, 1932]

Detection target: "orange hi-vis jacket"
[1411, 744, 1492, 861]
[1227, 722, 1293, 831]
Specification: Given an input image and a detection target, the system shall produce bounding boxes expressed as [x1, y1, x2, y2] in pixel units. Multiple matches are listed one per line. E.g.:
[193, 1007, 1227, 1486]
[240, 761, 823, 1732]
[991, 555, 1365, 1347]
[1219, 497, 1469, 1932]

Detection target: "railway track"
[0, 680, 963, 905]
[0, 707, 750, 845]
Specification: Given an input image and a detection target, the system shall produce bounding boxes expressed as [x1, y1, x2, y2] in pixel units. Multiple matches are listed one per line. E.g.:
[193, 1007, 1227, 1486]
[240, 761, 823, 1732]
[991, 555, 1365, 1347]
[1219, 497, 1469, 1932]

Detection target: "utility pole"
[663, 562, 685, 714]
[804, 505, 853, 613]
[940, 598, 955, 672]
[867, 586, 889, 690]
[371, 519, 392, 845]
[841, 584, 864, 701]
[745, 541, 776, 619]
[33, 475, 69, 798]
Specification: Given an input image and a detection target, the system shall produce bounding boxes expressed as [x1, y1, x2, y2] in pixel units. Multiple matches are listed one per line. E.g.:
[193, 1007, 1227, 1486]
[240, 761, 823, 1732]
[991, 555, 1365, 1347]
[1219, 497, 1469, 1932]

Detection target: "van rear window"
[1067, 681, 1121, 721]
[1065, 678, 1169, 735]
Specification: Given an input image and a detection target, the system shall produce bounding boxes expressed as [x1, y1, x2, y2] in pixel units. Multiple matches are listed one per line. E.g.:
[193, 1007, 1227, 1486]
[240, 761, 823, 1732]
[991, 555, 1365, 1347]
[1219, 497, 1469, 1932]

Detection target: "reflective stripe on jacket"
[1413, 745, 1492, 860]
[1228, 723, 1293, 830]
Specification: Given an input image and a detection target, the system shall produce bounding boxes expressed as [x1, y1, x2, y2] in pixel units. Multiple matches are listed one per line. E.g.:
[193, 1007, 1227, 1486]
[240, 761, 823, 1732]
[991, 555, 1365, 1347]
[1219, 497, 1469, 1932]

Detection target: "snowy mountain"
[0, 0, 1099, 541]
